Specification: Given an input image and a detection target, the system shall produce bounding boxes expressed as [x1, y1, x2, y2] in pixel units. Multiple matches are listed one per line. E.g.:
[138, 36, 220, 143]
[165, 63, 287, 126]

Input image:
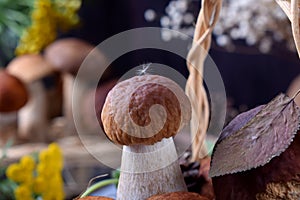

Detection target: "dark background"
[63, 0, 300, 110]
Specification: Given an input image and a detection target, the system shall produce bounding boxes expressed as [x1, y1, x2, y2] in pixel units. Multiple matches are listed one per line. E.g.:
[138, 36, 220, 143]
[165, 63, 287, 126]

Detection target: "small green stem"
[80, 178, 119, 198]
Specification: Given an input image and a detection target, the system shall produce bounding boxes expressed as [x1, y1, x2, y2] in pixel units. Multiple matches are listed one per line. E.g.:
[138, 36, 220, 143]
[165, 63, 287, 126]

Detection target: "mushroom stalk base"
[0, 112, 17, 145]
[117, 137, 187, 200]
[18, 81, 48, 142]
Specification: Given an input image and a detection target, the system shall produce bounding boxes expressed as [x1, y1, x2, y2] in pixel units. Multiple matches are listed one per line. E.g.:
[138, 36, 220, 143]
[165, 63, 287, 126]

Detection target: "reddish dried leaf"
[210, 93, 300, 177]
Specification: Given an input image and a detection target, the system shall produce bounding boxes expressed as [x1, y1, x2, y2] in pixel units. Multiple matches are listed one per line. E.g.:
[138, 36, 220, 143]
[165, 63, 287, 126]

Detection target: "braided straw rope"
[186, 0, 298, 161]
[186, 0, 223, 161]
[276, 0, 300, 57]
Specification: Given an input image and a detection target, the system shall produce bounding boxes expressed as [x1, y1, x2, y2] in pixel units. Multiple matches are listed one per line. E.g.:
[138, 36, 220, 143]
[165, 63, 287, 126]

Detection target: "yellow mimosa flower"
[20, 155, 36, 172]
[6, 163, 22, 182]
[15, 0, 81, 55]
[6, 142, 65, 200]
[33, 176, 47, 194]
[15, 185, 34, 200]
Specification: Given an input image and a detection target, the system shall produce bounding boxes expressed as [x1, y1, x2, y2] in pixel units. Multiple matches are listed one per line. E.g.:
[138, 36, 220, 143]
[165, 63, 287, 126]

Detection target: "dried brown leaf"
[210, 93, 300, 177]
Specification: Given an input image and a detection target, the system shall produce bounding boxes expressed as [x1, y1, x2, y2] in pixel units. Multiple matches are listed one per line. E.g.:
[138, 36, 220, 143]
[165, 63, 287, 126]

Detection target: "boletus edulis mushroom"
[6, 54, 58, 142]
[210, 93, 300, 200]
[0, 70, 28, 112]
[44, 38, 109, 134]
[101, 74, 191, 200]
[0, 70, 28, 144]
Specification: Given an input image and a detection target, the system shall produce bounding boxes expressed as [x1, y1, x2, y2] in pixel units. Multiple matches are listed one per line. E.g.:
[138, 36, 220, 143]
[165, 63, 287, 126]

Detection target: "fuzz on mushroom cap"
[0, 70, 28, 112]
[101, 74, 191, 146]
[7, 54, 54, 83]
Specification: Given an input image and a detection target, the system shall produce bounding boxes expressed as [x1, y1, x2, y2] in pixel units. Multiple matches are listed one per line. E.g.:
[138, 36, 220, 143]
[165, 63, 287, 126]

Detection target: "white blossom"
[214, 0, 295, 53]
[144, 0, 295, 53]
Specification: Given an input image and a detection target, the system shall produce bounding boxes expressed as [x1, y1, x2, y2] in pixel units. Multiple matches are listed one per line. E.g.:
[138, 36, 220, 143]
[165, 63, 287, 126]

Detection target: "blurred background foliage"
[0, 0, 33, 66]
[0, 0, 81, 66]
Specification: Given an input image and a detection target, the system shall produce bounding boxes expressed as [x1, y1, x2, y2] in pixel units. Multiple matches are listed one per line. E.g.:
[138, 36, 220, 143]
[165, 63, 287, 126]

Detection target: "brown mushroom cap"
[147, 191, 209, 200]
[7, 54, 54, 83]
[44, 38, 101, 75]
[101, 75, 191, 146]
[0, 70, 28, 112]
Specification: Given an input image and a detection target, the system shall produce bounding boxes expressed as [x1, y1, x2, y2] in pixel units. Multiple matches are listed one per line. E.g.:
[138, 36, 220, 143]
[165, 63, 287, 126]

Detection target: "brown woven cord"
[186, 0, 222, 161]
[276, 0, 300, 57]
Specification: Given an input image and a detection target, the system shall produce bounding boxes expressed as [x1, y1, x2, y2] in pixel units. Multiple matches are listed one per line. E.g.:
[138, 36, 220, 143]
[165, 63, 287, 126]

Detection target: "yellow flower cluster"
[53, 0, 81, 32]
[6, 155, 35, 200]
[35, 143, 64, 200]
[15, 0, 81, 55]
[6, 143, 64, 200]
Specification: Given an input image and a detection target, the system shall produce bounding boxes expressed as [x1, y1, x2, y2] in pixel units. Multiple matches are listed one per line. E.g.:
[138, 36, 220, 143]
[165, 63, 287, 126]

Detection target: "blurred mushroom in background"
[6, 54, 61, 142]
[44, 38, 110, 135]
[0, 70, 28, 144]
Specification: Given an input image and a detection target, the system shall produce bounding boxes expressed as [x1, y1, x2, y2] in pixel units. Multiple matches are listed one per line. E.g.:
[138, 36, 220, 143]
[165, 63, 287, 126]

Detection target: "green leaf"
[112, 169, 120, 179]
[0, 179, 17, 200]
[2, 20, 23, 35]
[0, 166, 6, 177]
[3, 9, 30, 25]
[0, 0, 33, 63]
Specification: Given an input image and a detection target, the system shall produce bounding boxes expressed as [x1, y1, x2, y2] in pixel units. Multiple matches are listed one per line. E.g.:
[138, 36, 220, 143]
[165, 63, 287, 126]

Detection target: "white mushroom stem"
[65, 73, 103, 135]
[61, 73, 77, 134]
[0, 112, 18, 145]
[18, 81, 48, 142]
[117, 137, 187, 200]
[70, 75, 97, 135]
